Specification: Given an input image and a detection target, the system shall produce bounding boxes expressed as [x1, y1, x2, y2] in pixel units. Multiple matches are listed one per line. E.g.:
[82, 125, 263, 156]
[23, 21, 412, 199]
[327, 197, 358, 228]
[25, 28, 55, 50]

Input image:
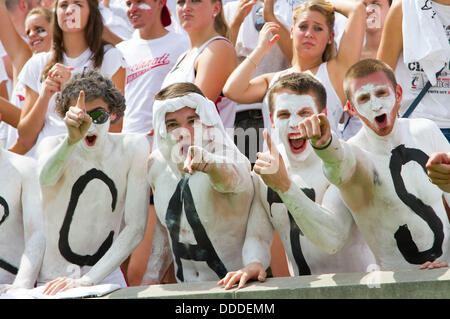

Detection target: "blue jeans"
[441, 128, 450, 143]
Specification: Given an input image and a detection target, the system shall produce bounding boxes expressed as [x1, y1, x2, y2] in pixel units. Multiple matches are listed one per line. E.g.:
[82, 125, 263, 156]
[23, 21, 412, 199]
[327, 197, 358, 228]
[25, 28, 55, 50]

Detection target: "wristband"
[311, 135, 332, 150]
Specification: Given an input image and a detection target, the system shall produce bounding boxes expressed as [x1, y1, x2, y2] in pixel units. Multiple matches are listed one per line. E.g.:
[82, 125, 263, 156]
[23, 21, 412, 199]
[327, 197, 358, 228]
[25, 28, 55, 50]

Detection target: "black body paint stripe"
[267, 187, 314, 275]
[0, 196, 9, 225]
[0, 196, 18, 274]
[0, 259, 18, 275]
[166, 177, 227, 282]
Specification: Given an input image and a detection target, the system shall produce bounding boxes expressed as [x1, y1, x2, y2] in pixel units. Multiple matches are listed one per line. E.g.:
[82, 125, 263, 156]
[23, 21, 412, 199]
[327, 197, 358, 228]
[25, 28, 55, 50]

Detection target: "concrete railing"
[101, 267, 450, 299]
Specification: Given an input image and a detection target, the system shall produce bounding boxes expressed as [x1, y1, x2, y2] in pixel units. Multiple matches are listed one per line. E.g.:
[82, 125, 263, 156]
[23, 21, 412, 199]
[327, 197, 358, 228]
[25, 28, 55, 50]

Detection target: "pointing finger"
[77, 90, 86, 112]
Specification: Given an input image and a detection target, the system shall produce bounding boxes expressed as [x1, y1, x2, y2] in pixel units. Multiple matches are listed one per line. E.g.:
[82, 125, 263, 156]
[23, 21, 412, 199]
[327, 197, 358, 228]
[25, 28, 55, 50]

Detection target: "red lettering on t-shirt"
[126, 54, 170, 84]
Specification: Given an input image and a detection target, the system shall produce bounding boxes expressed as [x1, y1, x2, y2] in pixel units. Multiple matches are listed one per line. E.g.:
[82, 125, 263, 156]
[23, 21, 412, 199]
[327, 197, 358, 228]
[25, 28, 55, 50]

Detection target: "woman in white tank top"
[223, 0, 367, 140]
[161, 0, 237, 129]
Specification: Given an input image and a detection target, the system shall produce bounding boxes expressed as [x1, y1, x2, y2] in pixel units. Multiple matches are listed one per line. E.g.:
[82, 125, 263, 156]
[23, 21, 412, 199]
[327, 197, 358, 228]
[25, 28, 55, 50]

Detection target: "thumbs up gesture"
[253, 129, 290, 193]
[64, 90, 92, 145]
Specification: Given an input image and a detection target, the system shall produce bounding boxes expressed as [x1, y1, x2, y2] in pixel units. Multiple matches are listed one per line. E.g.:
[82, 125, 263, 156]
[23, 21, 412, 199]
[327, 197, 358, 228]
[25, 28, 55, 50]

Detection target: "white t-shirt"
[116, 31, 189, 134]
[18, 45, 125, 158]
[398, 1, 450, 128]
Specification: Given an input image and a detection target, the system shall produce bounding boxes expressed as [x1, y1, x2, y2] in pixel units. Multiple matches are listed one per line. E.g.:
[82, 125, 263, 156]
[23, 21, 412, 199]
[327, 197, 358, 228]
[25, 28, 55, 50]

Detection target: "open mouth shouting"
[287, 133, 307, 154]
[374, 113, 388, 128]
[85, 134, 97, 147]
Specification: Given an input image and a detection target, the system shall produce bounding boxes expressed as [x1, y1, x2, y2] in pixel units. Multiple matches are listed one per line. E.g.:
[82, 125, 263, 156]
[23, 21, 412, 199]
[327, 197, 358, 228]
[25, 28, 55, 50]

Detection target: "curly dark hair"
[55, 68, 125, 123]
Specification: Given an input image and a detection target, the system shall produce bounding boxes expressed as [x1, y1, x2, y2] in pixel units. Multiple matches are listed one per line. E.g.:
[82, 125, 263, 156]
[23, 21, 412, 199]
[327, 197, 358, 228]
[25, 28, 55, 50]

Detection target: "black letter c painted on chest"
[58, 168, 118, 267]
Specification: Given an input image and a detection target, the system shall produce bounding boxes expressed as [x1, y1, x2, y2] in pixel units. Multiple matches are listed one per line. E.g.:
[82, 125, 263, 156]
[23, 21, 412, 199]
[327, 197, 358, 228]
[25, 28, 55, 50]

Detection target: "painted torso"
[342, 118, 450, 270]
[255, 146, 374, 275]
[38, 133, 146, 283]
[148, 149, 253, 282]
[0, 152, 29, 284]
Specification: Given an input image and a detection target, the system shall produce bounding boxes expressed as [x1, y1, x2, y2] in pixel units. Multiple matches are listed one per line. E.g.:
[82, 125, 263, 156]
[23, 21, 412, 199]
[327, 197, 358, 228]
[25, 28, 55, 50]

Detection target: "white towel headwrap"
[152, 93, 239, 157]
[402, 0, 450, 85]
[153, 93, 223, 139]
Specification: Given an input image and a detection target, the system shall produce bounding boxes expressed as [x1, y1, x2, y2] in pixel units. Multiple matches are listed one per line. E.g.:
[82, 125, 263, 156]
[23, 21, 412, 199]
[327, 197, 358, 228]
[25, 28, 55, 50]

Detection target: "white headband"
[153, 92, 223, 139]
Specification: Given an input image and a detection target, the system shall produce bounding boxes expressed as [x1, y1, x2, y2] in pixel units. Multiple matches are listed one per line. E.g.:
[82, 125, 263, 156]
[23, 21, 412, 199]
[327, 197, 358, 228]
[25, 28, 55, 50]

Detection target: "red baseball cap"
[161, 1, 171, 27]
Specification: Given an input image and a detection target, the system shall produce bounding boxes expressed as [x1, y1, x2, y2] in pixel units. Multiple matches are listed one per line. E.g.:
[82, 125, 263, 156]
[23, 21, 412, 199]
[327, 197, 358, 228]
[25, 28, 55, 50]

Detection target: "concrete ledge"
[101, 268, 450, 299]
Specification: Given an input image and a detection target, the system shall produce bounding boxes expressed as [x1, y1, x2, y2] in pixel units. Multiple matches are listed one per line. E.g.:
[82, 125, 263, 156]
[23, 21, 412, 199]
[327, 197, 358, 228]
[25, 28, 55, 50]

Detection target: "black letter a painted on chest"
[166, 177, 227, 282]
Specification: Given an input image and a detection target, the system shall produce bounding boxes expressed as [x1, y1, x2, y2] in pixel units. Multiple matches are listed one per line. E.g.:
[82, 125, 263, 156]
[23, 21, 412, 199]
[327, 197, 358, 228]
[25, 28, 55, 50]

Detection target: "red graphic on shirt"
[126, 53, 170, 84]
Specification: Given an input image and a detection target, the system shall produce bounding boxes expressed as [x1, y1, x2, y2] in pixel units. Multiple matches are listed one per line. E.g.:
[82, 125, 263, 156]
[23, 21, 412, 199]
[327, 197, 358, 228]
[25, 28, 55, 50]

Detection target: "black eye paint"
[58, 169, 117, 267]
[267, 187, 315, 276]
[389, 144, 444, 264]
[0, 197, 18, 275]
[165, 177, 227, 282]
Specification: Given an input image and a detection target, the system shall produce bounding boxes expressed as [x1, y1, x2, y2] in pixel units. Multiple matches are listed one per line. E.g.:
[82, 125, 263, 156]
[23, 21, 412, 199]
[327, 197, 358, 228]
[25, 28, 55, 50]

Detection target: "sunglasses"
[88, 109, 110, 124]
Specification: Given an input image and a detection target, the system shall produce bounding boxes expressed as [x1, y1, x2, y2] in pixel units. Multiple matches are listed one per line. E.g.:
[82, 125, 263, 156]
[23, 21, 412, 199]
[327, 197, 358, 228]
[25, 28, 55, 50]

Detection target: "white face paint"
[38, 30, 48, 38]
[138, 3, 152, 10]
[81, 119, 110, 151]
[273, 93, 318, 162]
[352, 84, 396, 129]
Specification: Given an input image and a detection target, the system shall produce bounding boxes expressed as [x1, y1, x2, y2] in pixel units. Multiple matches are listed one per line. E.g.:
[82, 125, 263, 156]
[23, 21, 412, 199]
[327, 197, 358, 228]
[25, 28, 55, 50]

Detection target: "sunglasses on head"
[88, 109, 110, 124]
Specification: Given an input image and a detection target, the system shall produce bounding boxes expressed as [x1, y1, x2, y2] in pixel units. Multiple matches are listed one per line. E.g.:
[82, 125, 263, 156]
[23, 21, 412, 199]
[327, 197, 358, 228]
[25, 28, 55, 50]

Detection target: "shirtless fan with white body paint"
[36, 70, 149, 295]
[219, 72, 375, 289]
[142, 82, 253, 284]
[299, 59, 450, 271]
[0, 148, 45, 293]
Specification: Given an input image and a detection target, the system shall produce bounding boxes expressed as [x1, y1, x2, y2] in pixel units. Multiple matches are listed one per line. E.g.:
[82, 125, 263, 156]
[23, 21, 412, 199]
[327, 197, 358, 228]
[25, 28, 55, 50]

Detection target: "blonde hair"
[26, 7, 53, 24]
[293, 0, 336, 62]
[212, 0, 230, 39]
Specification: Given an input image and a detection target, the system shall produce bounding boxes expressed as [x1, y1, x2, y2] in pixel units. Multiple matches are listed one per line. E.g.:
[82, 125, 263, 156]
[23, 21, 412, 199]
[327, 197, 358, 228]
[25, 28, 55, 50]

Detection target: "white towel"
[402, 0, 450, 85]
